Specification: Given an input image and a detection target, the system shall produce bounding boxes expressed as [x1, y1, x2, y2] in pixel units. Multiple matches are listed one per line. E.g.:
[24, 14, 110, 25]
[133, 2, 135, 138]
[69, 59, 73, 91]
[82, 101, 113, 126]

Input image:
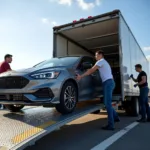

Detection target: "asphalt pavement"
[25, 110, 150, 150]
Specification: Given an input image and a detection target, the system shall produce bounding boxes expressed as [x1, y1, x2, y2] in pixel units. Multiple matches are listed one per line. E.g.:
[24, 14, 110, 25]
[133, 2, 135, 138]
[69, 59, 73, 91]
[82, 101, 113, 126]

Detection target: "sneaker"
[114, 118, 120, 122]
[136, 118, 146, 122]
[101, 125, 115, 131]
[147, 118, 150, 122]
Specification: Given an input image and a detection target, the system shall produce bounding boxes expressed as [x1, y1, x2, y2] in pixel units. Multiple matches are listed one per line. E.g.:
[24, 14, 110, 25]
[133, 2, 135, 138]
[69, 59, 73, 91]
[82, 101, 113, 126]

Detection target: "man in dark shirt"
[0, 54, 12, 73]
[0, 54, 12, 109]
[130, 64, 150, 122]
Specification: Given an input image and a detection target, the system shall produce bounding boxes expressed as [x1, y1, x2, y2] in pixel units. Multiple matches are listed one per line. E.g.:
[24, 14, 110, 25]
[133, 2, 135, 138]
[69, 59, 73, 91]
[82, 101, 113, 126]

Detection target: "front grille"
[0, 95, 7, 100]
[0, 76, 29, 89]
[33, 88, 54, 98]
[12, 94, 29, 101]
[0, 94, 29, 101]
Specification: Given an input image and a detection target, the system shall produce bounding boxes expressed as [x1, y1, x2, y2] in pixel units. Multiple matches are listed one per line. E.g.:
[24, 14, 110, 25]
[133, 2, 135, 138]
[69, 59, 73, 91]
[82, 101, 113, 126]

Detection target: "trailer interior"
[54, 15, 121, 95]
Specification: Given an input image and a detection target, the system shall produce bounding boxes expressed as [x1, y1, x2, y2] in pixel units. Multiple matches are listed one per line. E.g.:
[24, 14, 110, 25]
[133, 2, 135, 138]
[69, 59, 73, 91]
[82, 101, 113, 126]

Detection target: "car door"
[76, 56, 95, 101]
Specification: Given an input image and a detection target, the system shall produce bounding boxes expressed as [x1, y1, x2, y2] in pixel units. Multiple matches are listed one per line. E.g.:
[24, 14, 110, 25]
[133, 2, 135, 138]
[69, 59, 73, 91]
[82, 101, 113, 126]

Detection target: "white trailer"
[53, 10, 150, 116]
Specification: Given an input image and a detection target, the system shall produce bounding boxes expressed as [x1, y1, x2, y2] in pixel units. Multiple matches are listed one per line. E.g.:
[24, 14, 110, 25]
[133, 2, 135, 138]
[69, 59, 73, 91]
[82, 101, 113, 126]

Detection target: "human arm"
[77, 65, 99, 80]
[76, 60, 103, 80]
[130, 74, 138, 82]
[134, 76, 147, 87]
[4, 63, 11, 72]
[132, 77, 138, 82]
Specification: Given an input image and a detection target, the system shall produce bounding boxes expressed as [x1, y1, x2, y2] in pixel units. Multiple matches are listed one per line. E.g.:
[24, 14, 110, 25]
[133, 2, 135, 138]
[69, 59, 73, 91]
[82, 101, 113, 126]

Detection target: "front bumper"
[0, 77, 62, 105]
[0, 88, 56, 105]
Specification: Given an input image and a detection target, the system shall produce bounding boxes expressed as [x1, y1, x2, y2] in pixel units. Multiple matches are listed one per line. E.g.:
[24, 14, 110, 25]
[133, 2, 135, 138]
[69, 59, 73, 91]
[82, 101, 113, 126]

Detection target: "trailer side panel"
[120, 15, 149, 97]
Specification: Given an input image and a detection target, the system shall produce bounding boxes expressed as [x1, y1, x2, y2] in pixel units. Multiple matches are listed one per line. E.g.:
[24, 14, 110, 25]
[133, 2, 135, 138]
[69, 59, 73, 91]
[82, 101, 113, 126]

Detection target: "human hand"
[130, 74, 133, 78]
[76, 74, 82, 81]
[134, 84, 138, 88]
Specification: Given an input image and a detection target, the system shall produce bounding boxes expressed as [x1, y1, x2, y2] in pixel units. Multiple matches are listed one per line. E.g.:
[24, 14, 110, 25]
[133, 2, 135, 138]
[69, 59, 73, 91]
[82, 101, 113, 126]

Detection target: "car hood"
[0, 66, 67, 77]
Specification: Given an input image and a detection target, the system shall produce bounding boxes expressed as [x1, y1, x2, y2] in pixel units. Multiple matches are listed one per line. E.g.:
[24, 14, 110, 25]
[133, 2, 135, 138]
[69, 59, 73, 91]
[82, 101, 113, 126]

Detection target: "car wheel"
[55, 81, 78, 114]
[4, 105, 24, 112]
[124, 97, 139, 117]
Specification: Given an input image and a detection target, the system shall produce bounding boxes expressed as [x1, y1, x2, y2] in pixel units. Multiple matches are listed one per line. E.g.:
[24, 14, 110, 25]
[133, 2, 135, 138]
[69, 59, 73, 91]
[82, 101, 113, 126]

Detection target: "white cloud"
[143, 46, 150, 51]
[77, 0, 94, 10]
[95, 0, 101, 6]
[58, 0, 72, 6]
[41, 18, 50, 24]
[51, 21, 57, 26]
[49, 0, 102, 10]
[49, 0, 72, 6]
[41, 18, 58, 26]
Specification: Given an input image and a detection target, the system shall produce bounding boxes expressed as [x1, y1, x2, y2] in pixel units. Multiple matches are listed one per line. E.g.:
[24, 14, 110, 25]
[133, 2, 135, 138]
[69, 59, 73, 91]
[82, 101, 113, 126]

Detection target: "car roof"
[38, 56, 95, 65]
[57, 55, 94, 59]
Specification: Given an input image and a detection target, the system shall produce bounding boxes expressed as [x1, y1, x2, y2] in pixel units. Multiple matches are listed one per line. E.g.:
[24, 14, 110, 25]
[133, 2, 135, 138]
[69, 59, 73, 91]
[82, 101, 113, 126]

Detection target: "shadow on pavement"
[25, 111, 137, 150]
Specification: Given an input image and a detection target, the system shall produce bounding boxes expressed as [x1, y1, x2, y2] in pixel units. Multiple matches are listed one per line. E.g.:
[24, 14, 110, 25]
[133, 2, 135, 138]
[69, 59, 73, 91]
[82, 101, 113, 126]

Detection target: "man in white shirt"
[77, 50, 119, 130]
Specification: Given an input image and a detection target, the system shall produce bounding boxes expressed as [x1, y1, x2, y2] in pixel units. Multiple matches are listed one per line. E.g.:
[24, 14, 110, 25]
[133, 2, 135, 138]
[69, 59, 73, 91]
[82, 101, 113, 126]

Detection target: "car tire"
[4, 105, 24, 112]
[124, 97, 139, 117]
[55, 81, 78, 114]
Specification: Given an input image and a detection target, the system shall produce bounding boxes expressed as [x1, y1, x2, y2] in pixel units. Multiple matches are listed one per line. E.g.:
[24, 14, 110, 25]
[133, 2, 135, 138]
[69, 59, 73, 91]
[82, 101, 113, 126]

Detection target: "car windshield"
[33, 57, 79, 68]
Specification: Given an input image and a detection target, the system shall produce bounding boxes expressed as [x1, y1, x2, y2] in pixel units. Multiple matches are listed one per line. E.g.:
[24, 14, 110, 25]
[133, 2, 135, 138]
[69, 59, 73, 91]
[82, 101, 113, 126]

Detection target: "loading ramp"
[0, 101, 103, 150]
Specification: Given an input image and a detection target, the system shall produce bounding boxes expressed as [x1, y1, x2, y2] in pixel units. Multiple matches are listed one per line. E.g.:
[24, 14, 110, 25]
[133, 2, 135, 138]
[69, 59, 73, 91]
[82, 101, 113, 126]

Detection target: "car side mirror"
[82, 62, 92, 70]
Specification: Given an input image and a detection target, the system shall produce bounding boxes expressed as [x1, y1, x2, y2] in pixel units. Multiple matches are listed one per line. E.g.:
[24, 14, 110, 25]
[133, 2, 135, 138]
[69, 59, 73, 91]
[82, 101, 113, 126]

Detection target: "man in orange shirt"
[0, 54, 13, 109]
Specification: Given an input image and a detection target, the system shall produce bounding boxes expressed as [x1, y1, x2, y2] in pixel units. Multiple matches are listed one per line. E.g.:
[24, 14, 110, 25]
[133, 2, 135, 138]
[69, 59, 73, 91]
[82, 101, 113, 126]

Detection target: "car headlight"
[30, 71, 60, 79]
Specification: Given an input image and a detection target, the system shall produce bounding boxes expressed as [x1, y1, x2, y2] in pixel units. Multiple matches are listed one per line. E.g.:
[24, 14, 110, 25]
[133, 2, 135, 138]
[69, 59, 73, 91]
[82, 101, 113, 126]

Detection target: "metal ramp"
[0, 101, 103, 150]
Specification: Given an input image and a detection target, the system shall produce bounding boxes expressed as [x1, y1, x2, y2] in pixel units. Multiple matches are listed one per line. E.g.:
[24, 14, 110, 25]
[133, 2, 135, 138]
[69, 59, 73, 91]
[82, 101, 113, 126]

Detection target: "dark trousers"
[139, 87, 150, 119]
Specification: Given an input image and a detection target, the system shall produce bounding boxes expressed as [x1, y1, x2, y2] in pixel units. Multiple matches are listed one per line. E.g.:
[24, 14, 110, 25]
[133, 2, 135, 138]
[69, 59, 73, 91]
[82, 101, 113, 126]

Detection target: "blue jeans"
[139, 87, 150, 119]
[103, 79, 119, 128]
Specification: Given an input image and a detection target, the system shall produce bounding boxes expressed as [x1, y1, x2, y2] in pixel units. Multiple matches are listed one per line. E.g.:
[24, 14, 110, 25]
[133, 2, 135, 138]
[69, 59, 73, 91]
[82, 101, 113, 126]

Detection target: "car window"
[33, 57, 79, 68]
[77, 56, 96, 70]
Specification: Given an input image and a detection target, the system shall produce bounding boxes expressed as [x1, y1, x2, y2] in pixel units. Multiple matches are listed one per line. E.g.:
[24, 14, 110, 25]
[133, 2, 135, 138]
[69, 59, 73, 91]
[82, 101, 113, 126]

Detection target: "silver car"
[0, 56, 102, 114]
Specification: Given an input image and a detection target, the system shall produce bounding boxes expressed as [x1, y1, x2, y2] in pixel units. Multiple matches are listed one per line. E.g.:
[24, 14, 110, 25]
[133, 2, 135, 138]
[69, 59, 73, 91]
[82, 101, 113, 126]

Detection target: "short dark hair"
[96, 50, 104, 56]
[4, 54, 12, 60]
[135, 64, 142, 69]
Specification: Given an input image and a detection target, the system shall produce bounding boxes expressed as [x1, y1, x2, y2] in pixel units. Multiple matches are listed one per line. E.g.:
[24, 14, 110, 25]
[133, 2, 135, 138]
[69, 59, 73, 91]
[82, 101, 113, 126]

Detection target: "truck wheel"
[125, 97, 139, 116]
[55, 81, 78, 114]
[4, 105, 24, 112]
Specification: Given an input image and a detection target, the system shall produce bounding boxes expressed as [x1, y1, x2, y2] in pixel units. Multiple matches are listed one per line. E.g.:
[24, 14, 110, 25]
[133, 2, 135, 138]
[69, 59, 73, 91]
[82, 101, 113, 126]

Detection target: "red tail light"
[80, 18, 84, 21]
[73, 20, 77, 23]
[88, 16, 92, 19]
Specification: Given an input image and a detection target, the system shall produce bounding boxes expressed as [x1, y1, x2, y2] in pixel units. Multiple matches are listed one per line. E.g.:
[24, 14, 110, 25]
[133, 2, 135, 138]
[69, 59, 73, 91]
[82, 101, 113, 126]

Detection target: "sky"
[0, 0, 150, 70]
